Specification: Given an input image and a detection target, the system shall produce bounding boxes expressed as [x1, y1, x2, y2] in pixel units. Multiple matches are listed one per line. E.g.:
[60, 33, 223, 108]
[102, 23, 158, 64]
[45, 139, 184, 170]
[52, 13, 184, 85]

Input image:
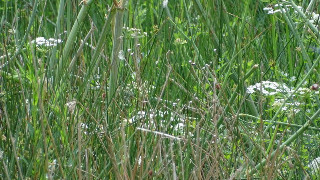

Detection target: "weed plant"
[1, 0, 320, 179]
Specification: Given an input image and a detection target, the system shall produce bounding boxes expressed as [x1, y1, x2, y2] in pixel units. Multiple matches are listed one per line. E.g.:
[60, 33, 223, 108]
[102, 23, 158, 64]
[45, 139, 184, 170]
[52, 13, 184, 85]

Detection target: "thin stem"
[249, 108, 320, 175]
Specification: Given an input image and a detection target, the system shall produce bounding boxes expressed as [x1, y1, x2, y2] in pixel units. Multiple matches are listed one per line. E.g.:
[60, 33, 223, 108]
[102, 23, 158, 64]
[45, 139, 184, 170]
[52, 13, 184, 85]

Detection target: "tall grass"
[1, 0, 320, 179]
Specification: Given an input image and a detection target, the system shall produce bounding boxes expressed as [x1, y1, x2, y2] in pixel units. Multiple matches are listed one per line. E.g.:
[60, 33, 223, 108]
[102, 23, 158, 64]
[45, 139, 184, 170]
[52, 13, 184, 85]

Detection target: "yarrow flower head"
[246, 81, 292, 95]
[263, 1, 302, 15]
[248, 80, 319, 115]
[162, 0, 168, 8]
[31, 37, 62, 47]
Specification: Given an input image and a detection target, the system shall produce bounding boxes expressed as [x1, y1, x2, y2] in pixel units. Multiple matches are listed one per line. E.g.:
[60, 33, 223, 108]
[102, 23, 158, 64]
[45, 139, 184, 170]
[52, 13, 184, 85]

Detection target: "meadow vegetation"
[1, 0, 320, 179]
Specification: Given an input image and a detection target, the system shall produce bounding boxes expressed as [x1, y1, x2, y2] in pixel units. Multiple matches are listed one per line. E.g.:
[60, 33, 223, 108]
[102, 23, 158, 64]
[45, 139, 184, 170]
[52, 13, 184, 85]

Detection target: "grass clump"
[1, 0, 320, 179]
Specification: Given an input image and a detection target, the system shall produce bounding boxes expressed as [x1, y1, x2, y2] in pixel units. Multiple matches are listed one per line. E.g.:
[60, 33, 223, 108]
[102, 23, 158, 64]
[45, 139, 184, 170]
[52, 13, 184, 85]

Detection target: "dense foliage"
[1, 0, 320, 179]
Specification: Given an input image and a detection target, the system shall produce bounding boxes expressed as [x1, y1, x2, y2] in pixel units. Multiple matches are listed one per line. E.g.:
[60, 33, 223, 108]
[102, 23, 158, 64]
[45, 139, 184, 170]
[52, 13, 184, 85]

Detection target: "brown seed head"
[311, 84, 319, 91]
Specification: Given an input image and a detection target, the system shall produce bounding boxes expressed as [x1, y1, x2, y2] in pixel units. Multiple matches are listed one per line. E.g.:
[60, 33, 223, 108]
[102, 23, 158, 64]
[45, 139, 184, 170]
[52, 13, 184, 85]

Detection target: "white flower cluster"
[247, 81, 319, 114]
[31, 37, 62, 47]
[262, 1, 320, 28]
[263, 1, 302, 15]
[247, 81, 314, 96]
[308, 157, 320, 176]
[125, 110, 186, 132]
[273, 98, 302, 113]
[122, 27, 147, 38]
[247, 81, 292, 95]
[162, 0, 168, 8]
[309, 12, 320, 25]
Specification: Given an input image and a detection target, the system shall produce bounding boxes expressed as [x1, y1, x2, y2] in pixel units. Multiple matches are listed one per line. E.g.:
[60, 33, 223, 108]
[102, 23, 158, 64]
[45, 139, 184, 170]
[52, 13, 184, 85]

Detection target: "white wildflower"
[289, 76, 297, 82]
[308, 157, 320, 175]
[247, 81, 293, 95]
[263, 7, 273, 11]
[118, 50, 125, 60]
[65, 100, 77, 114]
[162, 0, 168, 8]
[31, 37, 62, 47]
